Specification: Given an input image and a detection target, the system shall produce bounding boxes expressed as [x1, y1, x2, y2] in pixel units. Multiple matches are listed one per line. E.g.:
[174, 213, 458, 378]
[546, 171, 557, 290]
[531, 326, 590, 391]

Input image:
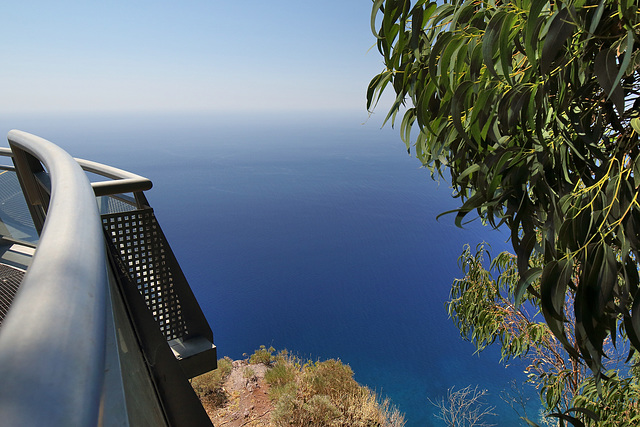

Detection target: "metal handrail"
[0, 130, 107, 426]
[75, 157, 152, 197]
[0, 145, 153, 197]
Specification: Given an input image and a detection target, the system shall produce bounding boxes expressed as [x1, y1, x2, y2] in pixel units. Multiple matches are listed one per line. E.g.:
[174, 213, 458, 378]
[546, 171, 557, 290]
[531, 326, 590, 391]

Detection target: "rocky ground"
[203, 360, 274, 427]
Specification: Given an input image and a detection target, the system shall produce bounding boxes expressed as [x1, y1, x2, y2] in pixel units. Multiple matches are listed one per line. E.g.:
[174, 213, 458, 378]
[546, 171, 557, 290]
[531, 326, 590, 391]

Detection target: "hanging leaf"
[515, 267, 542, 306]
[498, 12, 518, 84]
[428, 32, 454, 85]
[626, 288, 640, 351]
[547, 412, 585, 427]
[482, 11, 507, 79]
[525, 0, 549, 67]
[370, 0, 640, 398]
[588, 0, 606, 36]
[613, 28, 634, 86]
[594, 48, 625, 115]
[565, 407, 600, 422]
[540, 7, 576, 74]
[367, 71, 394, 111]
[371, 0, 385, 38]
[540, 259, 572, 321]
[451, 80, 474, 144]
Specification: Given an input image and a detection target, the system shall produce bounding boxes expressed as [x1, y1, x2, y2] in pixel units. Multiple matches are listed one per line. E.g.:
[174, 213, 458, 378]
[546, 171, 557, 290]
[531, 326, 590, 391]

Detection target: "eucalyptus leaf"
[594, 48, 625, 114]
[370, 0, 640, 412]
[540, 7, 576, 74]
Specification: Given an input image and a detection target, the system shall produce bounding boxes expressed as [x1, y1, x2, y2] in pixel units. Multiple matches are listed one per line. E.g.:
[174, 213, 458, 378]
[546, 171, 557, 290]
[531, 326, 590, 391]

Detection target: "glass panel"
[96, 194, 138, 215]
[0, 170, 38, 244]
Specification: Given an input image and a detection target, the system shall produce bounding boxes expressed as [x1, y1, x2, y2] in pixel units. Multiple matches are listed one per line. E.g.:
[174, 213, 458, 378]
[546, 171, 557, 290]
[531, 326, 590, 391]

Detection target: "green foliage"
[448, 243, 640, 424]
[265, 361, 297, 389]
[248, 344, 276, 365]
[449, 243, 587, 412]
[265, 350, 299, 401]
[265, 350, 406, 426]
[448, 243, 540, 357]
[270, 381, 299, 408]
[190, 356, 233, 408]
[299, 395, 343, 425]
[369, 0, 640, 375]
[572, 371, 640, 426]
[301, 359, 360, 399]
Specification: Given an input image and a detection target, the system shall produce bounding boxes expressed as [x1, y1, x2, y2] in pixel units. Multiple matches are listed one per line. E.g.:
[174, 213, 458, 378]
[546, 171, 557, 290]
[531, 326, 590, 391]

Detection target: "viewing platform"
[0, 130, 216, 426]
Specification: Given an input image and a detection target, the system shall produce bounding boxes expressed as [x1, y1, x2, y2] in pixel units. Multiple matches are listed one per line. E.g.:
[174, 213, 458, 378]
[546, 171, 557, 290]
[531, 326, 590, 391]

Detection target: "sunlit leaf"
[371, 0, 385, 38]
[515, 267, 542, 306]
[525, 0, 549, 67]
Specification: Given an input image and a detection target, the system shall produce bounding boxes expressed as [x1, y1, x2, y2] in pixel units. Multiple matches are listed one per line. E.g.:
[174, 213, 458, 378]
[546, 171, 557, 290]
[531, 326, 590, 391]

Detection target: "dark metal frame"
[0, 130, 217, 426]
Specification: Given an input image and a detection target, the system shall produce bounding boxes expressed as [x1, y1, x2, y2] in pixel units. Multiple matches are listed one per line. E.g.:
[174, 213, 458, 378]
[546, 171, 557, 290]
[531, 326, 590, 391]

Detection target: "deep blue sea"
[0, 111, 542, 426]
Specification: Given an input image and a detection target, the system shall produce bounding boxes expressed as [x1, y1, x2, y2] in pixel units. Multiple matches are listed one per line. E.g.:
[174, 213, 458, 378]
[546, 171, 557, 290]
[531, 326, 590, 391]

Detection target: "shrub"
[301, 359, 360, 399]
[270, 380, 299, 406]
[302, 394, 342, 425]
[265, 349, 405, 426]
[265, 350, 298, 402]
[265, 360, 297, 388]
[271, 388, 299, 425]
[249, 345, 275, 365]
[571, 371, 640, 426]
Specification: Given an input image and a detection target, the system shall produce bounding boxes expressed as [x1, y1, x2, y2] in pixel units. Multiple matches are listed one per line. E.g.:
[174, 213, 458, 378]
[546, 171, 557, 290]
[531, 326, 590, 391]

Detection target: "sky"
[0, 1, 390, 115]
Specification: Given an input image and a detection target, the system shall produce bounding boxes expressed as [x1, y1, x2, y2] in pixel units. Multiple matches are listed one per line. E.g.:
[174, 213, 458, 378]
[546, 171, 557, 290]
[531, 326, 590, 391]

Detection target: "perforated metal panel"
[0, 264, 24, 325]
[102, 209, 188, 340]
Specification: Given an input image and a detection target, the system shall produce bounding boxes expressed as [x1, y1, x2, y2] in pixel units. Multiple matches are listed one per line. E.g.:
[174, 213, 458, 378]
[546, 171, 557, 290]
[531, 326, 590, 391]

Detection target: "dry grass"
[193, 347, 406, 426]
[190, 356, 233, 408]
[262, 349, 406, 427]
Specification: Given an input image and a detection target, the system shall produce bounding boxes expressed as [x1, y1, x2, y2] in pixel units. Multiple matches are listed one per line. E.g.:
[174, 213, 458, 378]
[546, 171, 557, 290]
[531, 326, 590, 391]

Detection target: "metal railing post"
[9, 147, 49, 233]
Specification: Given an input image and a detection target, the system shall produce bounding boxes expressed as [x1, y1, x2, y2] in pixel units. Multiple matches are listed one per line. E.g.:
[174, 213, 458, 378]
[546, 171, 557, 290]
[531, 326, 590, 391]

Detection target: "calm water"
[0, 112, 541, 425]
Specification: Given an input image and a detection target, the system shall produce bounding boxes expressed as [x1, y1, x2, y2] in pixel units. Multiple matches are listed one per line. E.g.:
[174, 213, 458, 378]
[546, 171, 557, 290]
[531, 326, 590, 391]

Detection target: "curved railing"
[0, 130, 216, 427]
[0, 130, 107, 426]
[0, 145, 153, 199]
[75, 157, 152, 198]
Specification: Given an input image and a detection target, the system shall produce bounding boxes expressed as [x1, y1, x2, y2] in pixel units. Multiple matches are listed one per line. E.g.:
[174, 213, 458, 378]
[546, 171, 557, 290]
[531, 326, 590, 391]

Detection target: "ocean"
[0, 111, 541, 426]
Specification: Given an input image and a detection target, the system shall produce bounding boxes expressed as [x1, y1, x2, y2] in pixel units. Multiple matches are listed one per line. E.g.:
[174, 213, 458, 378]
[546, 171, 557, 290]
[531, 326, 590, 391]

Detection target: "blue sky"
[0, 1, 389, 114]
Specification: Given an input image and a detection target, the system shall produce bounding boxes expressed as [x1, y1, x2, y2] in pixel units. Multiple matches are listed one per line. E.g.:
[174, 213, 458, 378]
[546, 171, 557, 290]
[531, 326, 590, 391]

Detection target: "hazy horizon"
[1, 1, 392, 115]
